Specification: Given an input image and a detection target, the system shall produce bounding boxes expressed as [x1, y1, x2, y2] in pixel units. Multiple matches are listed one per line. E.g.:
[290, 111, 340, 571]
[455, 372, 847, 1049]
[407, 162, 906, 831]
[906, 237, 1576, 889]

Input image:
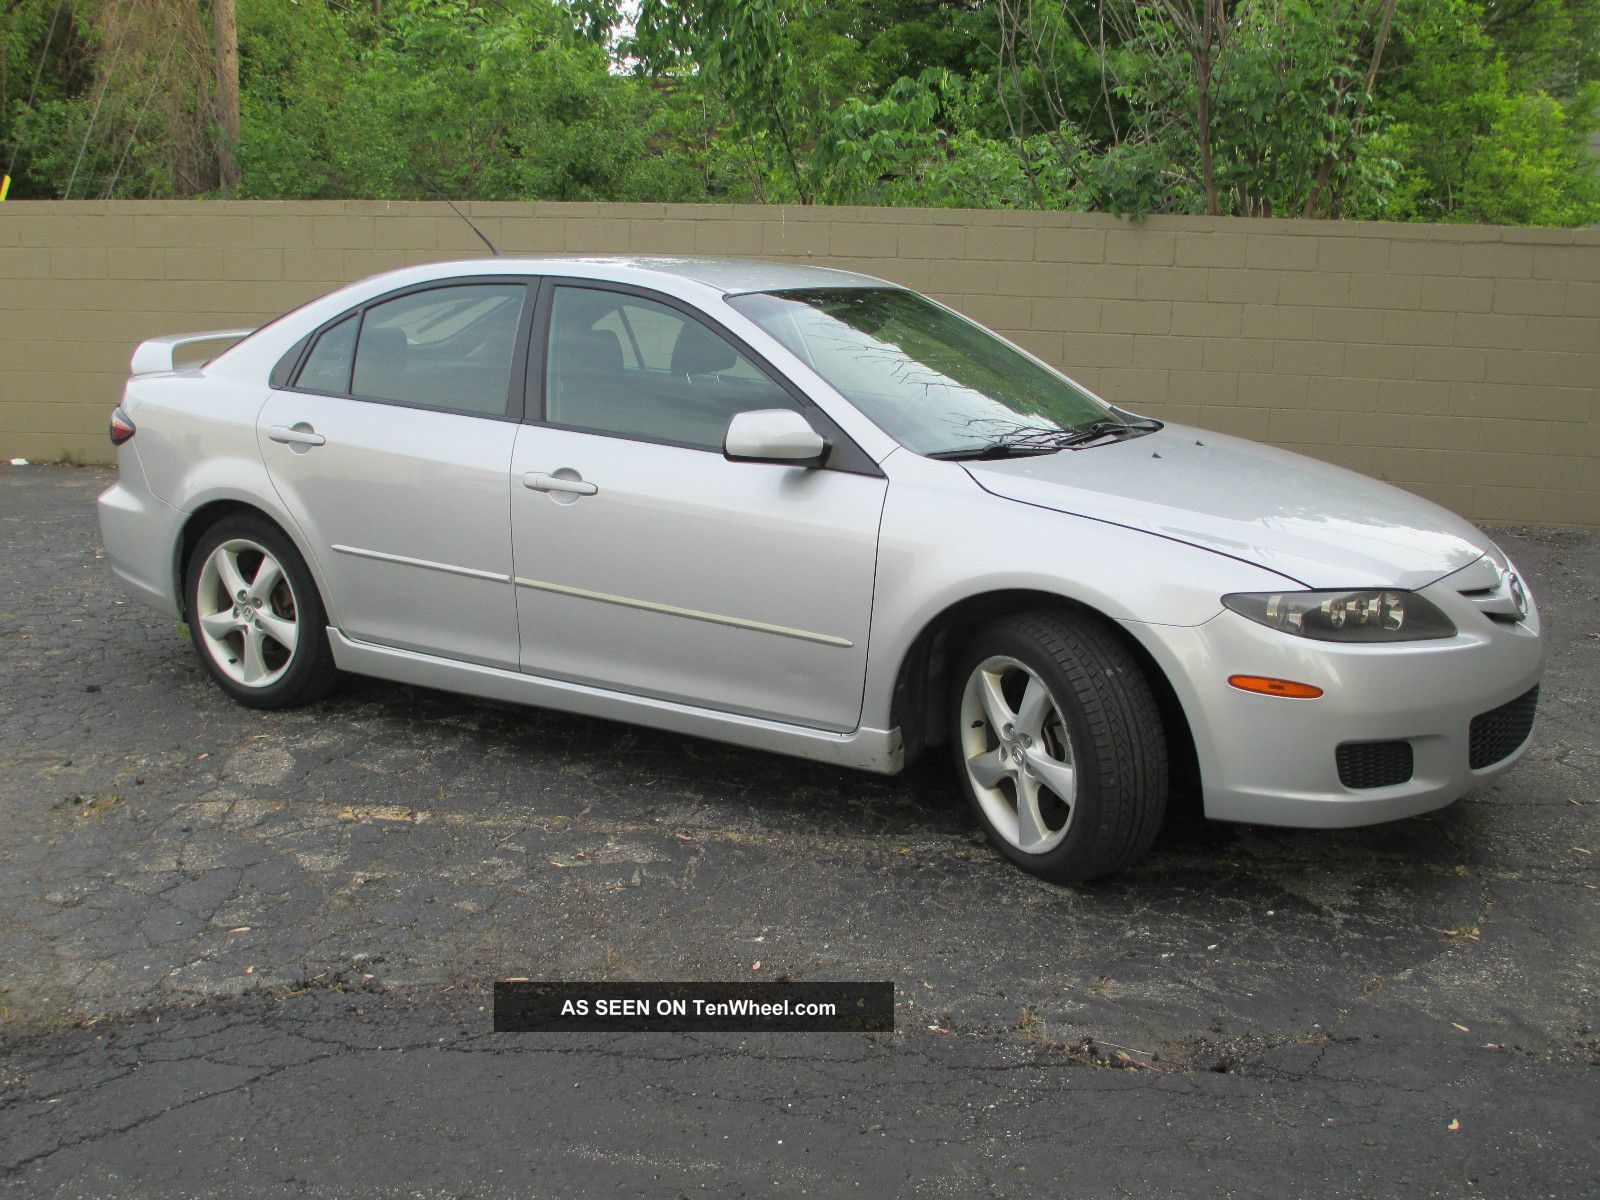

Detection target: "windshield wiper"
[1106, 406, 1164, 431]
[927, 416, 1161, 461]
[1051, 417, 1159, 447]
[925, 440, 1063, 461]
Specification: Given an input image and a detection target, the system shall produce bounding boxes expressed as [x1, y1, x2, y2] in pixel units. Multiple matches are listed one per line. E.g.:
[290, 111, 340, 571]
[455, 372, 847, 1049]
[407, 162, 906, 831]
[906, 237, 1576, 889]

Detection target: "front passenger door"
[510, 283, 887, 732]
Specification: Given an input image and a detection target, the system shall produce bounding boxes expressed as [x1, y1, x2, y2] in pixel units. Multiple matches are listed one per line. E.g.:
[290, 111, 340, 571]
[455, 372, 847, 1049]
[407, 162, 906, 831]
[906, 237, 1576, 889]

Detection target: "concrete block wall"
[1, 200, 1596, 525]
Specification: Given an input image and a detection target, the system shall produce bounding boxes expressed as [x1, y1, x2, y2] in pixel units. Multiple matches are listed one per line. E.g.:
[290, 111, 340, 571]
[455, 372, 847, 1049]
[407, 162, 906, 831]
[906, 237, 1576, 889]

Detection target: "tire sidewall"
[185, 517, 328, 709]
[951, 621, 1125, 880]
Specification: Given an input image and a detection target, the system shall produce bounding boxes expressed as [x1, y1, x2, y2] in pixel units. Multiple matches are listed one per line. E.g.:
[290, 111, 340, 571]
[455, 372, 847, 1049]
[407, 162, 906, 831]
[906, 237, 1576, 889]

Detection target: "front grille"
[1336, 740, 1415, 789]
[1469, 686, 1539, 769]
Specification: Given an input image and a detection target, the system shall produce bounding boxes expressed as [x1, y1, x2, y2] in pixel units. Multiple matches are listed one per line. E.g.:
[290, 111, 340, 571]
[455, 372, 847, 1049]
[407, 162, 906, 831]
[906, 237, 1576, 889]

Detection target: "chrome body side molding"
[511, 576, 854, 648]
[332, 543, 512, 583]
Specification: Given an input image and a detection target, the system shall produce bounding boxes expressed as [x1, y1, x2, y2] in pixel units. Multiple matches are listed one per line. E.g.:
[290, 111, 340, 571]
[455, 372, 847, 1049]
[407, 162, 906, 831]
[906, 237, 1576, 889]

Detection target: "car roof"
[441, 255, 892, 295]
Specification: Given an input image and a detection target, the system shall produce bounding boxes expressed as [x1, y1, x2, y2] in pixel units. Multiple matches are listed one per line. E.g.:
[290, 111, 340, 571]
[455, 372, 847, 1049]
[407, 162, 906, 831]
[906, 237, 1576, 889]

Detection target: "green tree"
[237, 0, 705, 201]
[634, 0, 821, 201]
[3, 0, 223, 198]
[996, 0, 1405, 217]
[2, 0, 1597, 223]
[1366, 0, 1600, 224]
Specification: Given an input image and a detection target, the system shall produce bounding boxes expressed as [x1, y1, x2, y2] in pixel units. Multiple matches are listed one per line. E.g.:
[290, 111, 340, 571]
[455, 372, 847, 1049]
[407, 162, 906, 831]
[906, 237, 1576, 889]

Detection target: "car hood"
[964, 423, 1491, 590]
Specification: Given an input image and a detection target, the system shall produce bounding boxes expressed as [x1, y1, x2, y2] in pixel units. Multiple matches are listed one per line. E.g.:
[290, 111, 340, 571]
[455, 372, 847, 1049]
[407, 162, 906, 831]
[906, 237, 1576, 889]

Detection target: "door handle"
[523, 471, 598, 497]
[268, 424, 326, 447]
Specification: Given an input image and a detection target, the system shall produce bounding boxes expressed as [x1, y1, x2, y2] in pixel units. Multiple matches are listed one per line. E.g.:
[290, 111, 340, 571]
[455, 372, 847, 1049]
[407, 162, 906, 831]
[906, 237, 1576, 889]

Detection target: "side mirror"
[723, 409, 828, 467]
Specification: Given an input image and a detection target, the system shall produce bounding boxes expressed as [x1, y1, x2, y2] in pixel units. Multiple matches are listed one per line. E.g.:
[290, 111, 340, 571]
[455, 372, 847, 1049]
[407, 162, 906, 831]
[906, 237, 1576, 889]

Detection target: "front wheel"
[952, 610, 1167, 883]
[185, 515, 340, 709]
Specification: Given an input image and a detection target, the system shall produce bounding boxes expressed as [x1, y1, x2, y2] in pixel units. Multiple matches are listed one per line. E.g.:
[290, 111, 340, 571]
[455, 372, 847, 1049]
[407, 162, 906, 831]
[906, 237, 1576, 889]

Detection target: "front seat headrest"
[670, 321, 737, 378]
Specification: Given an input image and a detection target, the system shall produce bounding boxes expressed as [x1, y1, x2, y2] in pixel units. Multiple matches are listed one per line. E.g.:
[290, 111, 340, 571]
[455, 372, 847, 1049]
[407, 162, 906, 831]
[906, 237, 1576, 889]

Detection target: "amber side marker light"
[1228, 675, 1324, 699]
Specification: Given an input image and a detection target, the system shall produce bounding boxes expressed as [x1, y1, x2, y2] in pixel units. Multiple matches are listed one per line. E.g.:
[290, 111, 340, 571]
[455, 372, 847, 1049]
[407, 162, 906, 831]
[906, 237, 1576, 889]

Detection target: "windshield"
[725, 287, 1116, 456]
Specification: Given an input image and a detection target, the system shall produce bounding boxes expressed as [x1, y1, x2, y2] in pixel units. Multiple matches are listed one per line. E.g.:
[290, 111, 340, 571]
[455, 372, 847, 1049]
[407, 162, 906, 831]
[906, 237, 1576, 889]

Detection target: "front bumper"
[1124, 571, 1544, 828]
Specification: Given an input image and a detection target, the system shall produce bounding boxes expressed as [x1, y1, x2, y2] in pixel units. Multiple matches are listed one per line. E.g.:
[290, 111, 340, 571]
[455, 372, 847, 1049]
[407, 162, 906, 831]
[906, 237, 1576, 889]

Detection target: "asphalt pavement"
[1, 465, 1596, 1198]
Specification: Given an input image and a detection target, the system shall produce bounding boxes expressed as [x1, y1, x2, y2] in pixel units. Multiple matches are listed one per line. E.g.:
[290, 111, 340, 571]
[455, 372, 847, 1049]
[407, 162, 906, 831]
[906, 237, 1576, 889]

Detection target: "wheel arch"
[175, 498, 335, 626]
[886, 588, 1200, 799]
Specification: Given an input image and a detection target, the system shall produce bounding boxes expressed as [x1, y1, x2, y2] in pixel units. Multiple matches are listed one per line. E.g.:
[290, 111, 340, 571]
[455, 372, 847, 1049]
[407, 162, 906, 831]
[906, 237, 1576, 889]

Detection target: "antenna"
[409, 165, 503, 257]
[444, 198, 501, 257]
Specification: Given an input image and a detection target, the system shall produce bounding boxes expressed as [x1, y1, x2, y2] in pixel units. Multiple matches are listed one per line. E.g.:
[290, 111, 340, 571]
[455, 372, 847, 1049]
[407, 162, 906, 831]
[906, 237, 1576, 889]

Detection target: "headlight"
[1222, 590, 1456, 642]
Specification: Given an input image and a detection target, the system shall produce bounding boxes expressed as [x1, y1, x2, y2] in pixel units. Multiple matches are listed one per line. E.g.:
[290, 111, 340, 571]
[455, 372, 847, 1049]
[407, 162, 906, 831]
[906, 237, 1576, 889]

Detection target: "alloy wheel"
[959, 655, 1079, 854]
[194, 538, 299, 688]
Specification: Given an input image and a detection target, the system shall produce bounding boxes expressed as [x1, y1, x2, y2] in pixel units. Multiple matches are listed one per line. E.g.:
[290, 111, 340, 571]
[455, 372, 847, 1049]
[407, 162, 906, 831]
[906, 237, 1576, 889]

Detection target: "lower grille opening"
[1336, 740, 1415, 790]
[1337, 739, 1414, 793]
[1469, 686, 1539, 769]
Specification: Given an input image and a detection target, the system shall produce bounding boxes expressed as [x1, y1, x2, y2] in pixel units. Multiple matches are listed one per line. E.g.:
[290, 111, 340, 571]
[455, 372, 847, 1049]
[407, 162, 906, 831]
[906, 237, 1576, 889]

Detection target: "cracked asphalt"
[1, 464, 1596, 1198]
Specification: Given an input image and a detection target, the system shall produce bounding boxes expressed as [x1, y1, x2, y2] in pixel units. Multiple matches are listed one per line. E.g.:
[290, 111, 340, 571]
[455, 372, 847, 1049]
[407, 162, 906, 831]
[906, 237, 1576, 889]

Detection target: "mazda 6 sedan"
[97, 256, 1543, 882]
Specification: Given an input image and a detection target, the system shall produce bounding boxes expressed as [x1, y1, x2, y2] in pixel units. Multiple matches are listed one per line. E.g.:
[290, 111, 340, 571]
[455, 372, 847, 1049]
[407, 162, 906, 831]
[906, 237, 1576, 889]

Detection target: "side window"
[617, 302, 685, 371]
[544, 286, 800, 451]
[296, 315, 358, 395]
[348, 284, 526, 417]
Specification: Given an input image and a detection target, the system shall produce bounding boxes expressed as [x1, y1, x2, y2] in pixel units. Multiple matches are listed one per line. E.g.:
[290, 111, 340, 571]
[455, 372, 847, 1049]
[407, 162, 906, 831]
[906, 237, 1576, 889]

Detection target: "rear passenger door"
[259, 278, 533, 669]
[510, 281, 887, 732]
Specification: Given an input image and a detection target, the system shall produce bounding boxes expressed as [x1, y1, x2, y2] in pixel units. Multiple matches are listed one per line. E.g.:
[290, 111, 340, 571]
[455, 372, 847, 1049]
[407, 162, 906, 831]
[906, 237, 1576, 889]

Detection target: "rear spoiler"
[130, 329, 255, 376]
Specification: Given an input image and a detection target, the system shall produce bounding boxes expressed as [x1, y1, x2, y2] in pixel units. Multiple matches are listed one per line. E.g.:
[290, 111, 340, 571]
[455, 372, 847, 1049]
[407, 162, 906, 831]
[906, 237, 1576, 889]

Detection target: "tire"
[951, 609, 1167, 883]
[184, 514, 340, 709]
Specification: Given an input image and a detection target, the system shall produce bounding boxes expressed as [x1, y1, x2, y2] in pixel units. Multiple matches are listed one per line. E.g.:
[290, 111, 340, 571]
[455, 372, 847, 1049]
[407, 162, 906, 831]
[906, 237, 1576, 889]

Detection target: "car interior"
[544, 287, 799, 449]
[349, 286, 525, 416]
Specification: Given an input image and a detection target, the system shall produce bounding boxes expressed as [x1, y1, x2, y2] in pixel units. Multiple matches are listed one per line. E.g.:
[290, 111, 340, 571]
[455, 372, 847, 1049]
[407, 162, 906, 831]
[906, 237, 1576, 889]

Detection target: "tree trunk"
[212, 0, 240, 192]
[1302, 0, 1398, 219]
[1196, 62, 1219, 215]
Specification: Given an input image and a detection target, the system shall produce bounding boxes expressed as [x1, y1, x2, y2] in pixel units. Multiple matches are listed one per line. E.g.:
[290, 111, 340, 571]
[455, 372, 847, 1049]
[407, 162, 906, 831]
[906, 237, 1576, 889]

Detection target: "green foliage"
[1, 1, 123, 198]
[634, 0, 829, 200]
[1202, 0, 1397, 217]
[818, 71, 1084, 209]
[1002, 0, 1403, 218]
[0, 0, 1596, 224]
[237, 0, 704, 201]
[4, 1, 229, 198]
[1, 0, 78, 197]
[1363, 0, 1600, 224]
[1457, 87, 1600, 224]
[1481, 0, 1600, 94]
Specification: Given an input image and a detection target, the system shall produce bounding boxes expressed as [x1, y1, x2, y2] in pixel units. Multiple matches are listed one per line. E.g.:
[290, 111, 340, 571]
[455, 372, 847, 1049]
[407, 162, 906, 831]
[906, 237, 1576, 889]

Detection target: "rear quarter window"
[295, 315, 359, 395]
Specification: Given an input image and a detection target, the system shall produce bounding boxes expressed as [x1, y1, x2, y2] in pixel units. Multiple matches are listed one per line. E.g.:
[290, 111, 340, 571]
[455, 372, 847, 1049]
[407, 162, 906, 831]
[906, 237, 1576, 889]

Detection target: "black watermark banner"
[494, 981, 895, 1032]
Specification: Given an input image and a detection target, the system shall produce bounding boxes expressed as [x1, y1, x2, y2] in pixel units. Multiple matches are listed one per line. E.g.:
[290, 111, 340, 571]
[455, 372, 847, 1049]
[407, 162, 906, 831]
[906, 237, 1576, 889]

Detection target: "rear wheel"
[952, 609, 1167, 883]
[185, 515, 339, 708]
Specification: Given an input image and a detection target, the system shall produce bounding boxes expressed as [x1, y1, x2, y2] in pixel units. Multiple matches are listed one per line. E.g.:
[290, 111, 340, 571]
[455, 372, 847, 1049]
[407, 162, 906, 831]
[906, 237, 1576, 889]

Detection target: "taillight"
[109, 407, 136, 446]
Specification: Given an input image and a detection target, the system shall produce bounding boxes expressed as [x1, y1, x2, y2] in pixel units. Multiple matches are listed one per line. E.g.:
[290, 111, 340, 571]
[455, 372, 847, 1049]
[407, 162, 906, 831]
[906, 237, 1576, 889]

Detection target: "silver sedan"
[98, 257, 1543, 882]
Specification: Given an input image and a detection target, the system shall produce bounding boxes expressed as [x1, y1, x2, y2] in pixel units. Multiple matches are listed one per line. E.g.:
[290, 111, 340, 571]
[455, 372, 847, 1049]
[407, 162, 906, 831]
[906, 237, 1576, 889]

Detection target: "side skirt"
[326, 629, 905, 774]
